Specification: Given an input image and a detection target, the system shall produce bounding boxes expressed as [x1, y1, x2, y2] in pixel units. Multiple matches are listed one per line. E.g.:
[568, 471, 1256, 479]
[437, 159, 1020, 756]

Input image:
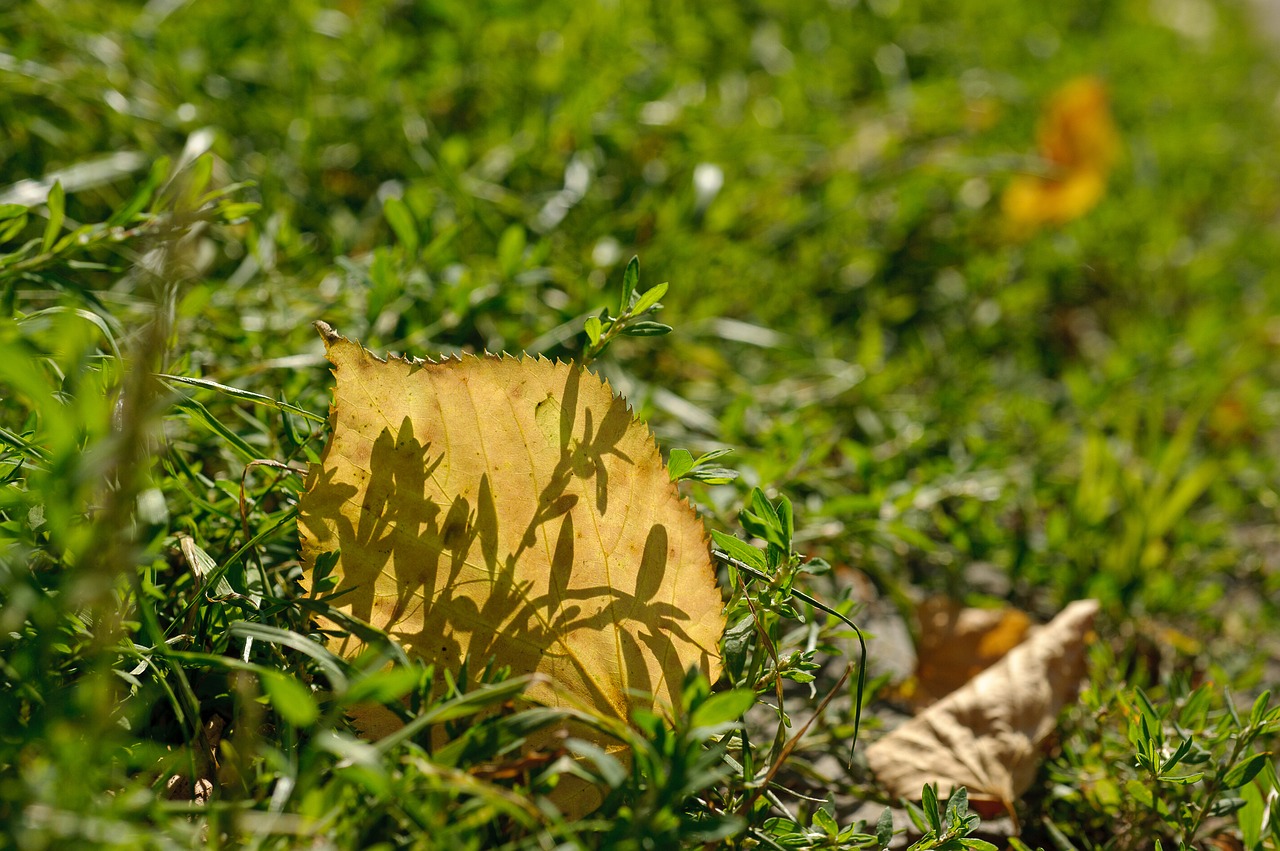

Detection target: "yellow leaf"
[1001, 76, 1119, 232]
[1002, 168, 1108, 229]
[866, 599, 1099, 812]
[298, 322, 725, 730]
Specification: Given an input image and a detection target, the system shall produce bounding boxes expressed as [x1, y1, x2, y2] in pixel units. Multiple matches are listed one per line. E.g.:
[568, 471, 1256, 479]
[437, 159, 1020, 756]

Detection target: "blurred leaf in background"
[1001, 76, 1120, 232]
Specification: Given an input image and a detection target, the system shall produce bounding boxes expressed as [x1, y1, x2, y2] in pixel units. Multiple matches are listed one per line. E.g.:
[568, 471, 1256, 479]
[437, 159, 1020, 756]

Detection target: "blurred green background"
[14, 0, 1273, 615]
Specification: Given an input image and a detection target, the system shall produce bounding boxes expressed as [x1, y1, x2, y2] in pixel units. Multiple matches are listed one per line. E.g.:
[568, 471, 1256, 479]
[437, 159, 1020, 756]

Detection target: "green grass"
[3, 0, 1280, 847]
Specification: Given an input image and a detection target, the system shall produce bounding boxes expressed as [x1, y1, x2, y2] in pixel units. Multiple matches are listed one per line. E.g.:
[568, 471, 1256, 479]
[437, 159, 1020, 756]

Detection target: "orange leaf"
[1037, 77, 1119, 175]
[905, 597, 1032, 708]
[1001, 77, 1119, 232]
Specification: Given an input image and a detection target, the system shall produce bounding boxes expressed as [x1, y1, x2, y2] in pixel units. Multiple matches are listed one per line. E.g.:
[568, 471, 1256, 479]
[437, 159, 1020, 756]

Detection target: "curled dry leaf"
[298, 322, 725, 732]
[905, 597, 1032, 708]
[866, 599, 1099, 812]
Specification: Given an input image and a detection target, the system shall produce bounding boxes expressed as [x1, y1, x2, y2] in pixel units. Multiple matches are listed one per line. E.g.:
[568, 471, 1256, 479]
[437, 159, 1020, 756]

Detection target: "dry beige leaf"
[906, 597, 1032, 708]
[298, 323, 725, 731]
[866, 598, 1099, 811]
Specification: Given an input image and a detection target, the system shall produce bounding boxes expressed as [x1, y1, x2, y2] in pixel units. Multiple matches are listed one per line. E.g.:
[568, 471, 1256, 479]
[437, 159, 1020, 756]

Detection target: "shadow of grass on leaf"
[302, 384, 708, 718]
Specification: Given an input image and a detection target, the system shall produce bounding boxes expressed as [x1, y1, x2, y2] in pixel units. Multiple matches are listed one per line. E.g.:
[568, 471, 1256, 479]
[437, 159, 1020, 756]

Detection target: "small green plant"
[581, 255, 672, 365]
[1034, 642, 1280, 850]
[712, 488, 866, 720]
[760, 801, 887, 848]
[904, 786, 997, 851]
[667, 446, 739, 484]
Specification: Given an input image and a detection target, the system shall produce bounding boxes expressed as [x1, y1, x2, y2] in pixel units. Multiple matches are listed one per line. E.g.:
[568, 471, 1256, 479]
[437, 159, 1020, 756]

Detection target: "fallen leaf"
[866, 599, 1099, 812]
[1002, 77, 1119, 232]
[1035, 76, 1119, 176]
[904, 597, 1032, 708]
[298, 323, 725, 732]
[1002, 168, 1107, 229]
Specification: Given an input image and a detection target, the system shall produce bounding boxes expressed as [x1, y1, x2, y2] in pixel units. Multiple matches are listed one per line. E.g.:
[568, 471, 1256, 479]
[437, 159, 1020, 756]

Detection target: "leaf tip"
[315, 320, 343, 347]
